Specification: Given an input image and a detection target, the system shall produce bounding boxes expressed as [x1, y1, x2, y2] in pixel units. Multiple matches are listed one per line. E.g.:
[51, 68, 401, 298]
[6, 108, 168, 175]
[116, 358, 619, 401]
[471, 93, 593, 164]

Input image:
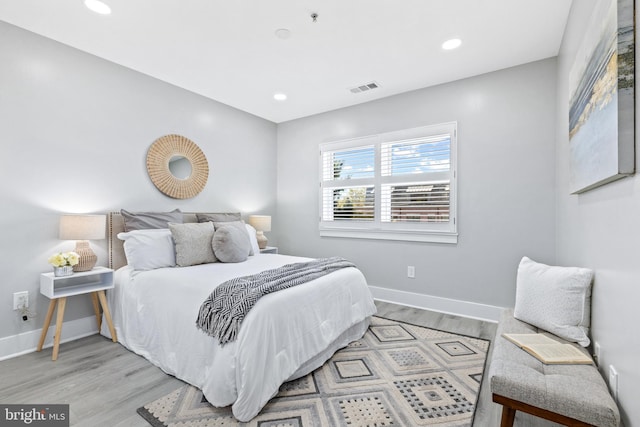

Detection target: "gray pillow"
[169, 222, 217, 267]
[121, 209, 182, 232]
[213, 221, 254, 255]
[212, 225, 250, 263]
[196, 212, 241, 223]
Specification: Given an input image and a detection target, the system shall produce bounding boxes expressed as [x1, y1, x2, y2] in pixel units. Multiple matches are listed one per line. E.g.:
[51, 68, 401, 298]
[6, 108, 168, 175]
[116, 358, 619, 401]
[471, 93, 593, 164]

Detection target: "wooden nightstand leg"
[96, 290, 117, 342]
[37, 299, 58, 352]
[90, 292, 102, 330]
[52, 297, 67, 361]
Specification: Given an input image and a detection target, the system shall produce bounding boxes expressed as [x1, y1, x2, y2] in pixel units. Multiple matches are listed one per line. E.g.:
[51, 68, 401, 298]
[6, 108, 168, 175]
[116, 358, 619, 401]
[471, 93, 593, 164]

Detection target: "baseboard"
[369, 285, 504, 323]
[0, 316, 98, 361]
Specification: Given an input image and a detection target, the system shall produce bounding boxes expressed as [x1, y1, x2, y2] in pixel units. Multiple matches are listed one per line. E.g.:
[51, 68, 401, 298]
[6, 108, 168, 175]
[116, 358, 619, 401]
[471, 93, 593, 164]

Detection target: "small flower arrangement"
[48, 252, 80, 268]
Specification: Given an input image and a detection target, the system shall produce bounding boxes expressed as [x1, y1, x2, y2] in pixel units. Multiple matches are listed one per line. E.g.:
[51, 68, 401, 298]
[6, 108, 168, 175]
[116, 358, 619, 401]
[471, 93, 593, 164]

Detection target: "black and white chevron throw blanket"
[196, 257, 356, 345]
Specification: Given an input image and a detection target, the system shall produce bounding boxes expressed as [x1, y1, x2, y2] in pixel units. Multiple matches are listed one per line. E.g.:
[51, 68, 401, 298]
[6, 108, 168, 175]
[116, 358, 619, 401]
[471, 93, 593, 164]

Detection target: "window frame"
[319, 122, 458, 244]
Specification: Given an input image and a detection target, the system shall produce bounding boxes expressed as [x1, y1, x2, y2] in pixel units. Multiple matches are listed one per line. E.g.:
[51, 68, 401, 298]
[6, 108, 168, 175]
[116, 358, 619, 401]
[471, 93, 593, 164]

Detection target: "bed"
[100, 211, 376, 421]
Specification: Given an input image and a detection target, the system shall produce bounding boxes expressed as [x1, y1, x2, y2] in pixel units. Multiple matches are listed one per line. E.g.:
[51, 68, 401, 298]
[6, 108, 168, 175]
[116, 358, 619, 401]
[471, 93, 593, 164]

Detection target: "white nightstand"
[37, 266, 117, 360]
[260, 246, 278, 254]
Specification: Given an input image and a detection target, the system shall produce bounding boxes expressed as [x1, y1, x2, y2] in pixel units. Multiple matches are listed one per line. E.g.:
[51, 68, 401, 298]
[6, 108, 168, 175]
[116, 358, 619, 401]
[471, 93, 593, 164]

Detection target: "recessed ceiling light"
[273, 93, 287, 101]
[84, 0, 111, 15]
[442, 38, 462, 50]
[275, 29, 292, 40]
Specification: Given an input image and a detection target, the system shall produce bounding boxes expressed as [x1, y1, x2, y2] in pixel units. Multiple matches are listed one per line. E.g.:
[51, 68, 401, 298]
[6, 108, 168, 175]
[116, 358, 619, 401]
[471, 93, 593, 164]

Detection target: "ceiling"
[0, 0, 573, 123]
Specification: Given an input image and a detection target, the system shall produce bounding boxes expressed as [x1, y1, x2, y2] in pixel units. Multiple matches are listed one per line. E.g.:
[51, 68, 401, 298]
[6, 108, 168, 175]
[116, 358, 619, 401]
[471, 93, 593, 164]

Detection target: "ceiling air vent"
[349, 81, 380, 94]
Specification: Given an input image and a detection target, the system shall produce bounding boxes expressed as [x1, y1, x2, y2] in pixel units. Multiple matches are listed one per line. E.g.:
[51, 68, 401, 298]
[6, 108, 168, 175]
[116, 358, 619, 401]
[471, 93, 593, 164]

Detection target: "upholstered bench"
[489, 309, 620, 427]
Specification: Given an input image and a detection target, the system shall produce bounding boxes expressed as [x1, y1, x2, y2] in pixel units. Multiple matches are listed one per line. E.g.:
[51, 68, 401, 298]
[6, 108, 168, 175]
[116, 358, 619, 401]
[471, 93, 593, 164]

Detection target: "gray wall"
[4, 8, 634, 422]
[276, 58, 557, 309]
[0, 22, 277, 340]
[556, 0, 639, 424]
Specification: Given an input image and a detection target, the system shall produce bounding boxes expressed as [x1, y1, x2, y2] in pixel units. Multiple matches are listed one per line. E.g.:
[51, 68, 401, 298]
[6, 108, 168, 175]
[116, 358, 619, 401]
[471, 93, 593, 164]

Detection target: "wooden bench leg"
[493, 393, 595, 427]
[500, 405, 516, 427]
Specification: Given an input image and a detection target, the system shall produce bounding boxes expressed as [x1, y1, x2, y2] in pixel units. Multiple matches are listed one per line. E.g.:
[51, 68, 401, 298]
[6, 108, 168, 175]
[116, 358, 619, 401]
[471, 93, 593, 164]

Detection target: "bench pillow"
[514, 256, 593, 347]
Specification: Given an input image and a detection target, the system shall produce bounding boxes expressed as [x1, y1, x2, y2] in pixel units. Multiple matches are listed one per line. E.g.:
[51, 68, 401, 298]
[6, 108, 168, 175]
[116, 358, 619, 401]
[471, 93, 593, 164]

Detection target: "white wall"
[277, 58, 557, 314]
[0, 22, 277, 344]
[556, 1, 639, 424]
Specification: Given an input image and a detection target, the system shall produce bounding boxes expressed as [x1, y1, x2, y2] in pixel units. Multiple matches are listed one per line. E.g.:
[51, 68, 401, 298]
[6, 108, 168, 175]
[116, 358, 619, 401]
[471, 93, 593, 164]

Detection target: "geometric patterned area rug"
[138, 316, 490, 427]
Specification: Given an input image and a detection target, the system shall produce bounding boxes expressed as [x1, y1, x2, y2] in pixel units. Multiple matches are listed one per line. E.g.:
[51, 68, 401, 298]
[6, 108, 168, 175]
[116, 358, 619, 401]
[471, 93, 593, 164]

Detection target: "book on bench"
[502, 333, 593, 365]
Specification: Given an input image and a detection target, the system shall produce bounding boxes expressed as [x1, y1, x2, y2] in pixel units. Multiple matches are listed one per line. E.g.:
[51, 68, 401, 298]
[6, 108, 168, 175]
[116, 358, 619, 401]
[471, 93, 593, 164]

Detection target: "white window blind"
[319, 123, 457, 243]
[321, 144, 375, 222]
[380, 134, 451, 224]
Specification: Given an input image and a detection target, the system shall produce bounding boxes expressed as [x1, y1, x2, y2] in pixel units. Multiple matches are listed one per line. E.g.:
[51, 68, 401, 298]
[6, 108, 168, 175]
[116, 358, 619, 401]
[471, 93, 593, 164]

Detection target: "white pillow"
[244, 223, 261, 256]
[117, 229, 176, 271]
[514, 256, 593, 347]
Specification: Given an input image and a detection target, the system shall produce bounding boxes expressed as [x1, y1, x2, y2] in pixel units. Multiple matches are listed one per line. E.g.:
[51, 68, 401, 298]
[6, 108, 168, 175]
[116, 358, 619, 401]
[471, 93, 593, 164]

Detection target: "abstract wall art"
[568, 0, 635, 194]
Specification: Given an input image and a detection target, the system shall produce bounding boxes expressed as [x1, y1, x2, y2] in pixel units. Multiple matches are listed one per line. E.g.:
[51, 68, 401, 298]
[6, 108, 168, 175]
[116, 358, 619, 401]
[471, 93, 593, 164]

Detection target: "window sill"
[319, 228, 458, 244]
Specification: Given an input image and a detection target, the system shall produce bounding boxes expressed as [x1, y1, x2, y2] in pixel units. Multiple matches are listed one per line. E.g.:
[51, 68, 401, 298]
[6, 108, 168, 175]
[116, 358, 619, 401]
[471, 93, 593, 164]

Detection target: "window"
[320, 122, 457, 243]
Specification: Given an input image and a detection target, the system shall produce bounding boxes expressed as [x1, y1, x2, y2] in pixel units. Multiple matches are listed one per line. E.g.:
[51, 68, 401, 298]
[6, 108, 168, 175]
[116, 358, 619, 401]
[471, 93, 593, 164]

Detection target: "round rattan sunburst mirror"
[146, 134, 209, 199]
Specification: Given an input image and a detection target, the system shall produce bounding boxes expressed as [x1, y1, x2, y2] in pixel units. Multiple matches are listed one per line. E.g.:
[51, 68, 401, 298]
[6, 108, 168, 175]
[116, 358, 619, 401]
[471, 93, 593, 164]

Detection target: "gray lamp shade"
[59, 215, 106, 240]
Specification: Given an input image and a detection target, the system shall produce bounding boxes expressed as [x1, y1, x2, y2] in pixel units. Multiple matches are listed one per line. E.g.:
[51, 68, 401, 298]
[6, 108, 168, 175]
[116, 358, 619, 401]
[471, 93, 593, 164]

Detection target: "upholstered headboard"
[108, 211, 238, 270]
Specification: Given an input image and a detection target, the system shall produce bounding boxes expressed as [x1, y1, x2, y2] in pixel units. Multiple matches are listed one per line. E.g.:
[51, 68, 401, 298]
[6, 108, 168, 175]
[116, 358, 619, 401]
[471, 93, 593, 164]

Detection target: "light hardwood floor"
[0, 300, 561, 426]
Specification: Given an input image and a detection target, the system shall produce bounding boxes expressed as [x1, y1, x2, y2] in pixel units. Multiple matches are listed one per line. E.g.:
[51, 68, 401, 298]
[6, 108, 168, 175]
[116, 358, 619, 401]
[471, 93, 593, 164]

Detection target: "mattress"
[100, 253, 376, 421]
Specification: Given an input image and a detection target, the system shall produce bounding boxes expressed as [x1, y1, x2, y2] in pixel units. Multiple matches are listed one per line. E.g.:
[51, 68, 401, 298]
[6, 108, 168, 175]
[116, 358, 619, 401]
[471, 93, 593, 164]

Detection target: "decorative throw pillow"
[121, 209, 182, 232]
[117, 229, 176, 270]
[169, 222, 217, 267]
[514, 256, 593, 347]
[212, 225, 251, 263]
[196, 212, 241, 223]
[213, 220, 254, 256]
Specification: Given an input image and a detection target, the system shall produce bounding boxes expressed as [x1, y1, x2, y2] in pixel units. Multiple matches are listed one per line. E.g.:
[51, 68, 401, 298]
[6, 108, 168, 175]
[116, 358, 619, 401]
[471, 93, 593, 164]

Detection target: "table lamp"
[248, 215, 271, 249]
[59, 214, 106, 272]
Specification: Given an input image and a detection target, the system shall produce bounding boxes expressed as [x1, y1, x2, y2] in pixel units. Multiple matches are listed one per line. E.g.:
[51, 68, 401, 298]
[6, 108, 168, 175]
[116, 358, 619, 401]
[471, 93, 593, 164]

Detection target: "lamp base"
[255, 231, 268, 249]
[74, 240, 97, 272]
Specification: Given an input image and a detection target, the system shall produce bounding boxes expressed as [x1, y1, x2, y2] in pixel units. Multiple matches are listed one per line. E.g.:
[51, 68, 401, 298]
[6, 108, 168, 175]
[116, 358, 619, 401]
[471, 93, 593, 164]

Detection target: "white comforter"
[101, 254, 376, 421]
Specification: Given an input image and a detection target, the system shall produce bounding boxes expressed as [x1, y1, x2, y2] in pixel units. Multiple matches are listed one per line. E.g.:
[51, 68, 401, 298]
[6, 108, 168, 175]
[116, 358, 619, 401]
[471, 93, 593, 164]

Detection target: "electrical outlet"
[594, 342, 601, 365]
[13, 291, 29, 310]
[608, 365, 618, 400]
[407, 266, 415, 278]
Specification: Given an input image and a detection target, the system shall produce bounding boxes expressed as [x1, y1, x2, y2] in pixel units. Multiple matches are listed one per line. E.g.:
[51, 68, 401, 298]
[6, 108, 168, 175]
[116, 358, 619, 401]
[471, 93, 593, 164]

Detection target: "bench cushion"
[489, 309, 620, 427]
